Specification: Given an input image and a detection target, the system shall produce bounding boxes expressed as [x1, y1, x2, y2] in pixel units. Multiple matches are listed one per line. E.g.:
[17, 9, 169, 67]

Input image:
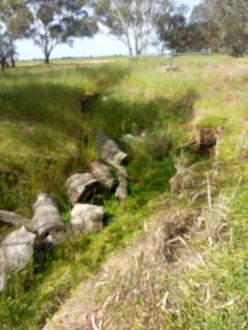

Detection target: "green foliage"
[191, 0, 248, 57]
[198, 115, 227, 128]
[94, 0, 173, 56]
[28, 0, 98, 63]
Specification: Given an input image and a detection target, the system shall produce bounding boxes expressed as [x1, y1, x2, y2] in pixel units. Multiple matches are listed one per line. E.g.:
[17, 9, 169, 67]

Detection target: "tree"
[94, 0, 173, 57]
[0, 31, 11, 71]
[191, 0, 248, 56]
[0, 0, 32, 67]
[28, 0, 98, 64]
[157, 14, 216, 52]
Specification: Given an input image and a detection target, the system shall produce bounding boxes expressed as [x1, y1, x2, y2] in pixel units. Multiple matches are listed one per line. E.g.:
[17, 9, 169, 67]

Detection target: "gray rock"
[115, 165, 128, 202]
[1, 226, 36, 273]
[96, 130, 128, 166]
[0, 248, 6, 292]
[66, 173, 99, 206]
[90, 161, 116, 190]
[0, 210, 30, 228]
[71, 204, 104, 233]
[32, 193, 64, 237]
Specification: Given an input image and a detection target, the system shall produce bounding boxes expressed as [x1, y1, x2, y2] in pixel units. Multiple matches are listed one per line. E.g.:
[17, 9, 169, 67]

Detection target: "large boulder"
[0, 210, 30, 229]
[90, 161, 116, 190]
[1, 226, 36, 273]
[32, 193, 64, 237]
[96, 130, 128, 166]
[71, 204, 104, 233]
[66, 173, 99, 206]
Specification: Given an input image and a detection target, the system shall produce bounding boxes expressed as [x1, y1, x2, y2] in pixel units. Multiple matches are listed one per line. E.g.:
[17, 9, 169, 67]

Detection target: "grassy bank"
[1, 55, 248, 329]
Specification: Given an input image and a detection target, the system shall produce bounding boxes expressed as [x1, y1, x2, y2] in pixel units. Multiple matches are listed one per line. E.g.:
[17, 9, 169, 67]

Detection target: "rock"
[0, 248, 6, 292]
[32, 193, 64, 237]
[115, 165, 128, 202]
[95, 130, 129, 202]
[115, 180, 128, 202]
[71, 204, 104, 233]
[66, 173, 99, 206]
[0, 210, 30, 229]
[1, 226, 36, 273]
[96, 129, 128, 166]
[90, 161, 116, 190]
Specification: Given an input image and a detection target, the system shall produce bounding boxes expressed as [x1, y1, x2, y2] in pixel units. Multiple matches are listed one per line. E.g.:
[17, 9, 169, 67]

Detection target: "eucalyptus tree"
[28, 0, 98, 64]
[191, 0, 248, 56]
[0, 0, 32, 67]
[157, 3, 218, 52]
[0, 32, 11, 71]
[94, 0, 173, 57]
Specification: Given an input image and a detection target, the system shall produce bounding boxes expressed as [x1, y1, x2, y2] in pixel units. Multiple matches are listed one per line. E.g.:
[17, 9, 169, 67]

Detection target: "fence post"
[169, 50, 176, 70]
[208, 48, 212, 68]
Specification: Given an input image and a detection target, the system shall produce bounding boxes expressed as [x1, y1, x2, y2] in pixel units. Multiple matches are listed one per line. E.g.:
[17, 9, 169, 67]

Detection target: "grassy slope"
[0, 56, 248, 329]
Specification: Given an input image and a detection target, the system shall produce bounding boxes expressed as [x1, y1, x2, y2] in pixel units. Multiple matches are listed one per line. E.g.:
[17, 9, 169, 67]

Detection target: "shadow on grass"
[0, 65, 130, 139]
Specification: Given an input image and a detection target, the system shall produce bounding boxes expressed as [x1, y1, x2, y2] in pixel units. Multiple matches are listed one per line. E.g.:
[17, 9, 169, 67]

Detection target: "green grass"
[0, 58, 194, 329]
[1, 55, 248, 329]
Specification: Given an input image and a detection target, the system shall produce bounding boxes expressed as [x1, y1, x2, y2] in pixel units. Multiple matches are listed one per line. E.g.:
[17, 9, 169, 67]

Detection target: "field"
[1, 55, 248, 329]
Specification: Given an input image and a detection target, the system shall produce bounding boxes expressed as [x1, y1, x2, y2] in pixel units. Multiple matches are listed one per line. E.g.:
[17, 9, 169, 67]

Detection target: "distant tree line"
[0, 0, 247, 70]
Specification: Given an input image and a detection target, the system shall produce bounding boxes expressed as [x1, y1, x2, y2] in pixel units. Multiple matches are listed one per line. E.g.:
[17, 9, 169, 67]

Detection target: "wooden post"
[208, 48, 212, 68]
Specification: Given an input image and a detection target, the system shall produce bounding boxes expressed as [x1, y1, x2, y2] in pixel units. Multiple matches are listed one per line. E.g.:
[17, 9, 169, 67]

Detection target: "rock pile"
[66, 130, 129, 231]
[0, 130, 129, 292]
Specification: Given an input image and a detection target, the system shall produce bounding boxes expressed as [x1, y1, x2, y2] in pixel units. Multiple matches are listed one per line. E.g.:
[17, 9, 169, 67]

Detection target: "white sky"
[16, 0, 200, 60]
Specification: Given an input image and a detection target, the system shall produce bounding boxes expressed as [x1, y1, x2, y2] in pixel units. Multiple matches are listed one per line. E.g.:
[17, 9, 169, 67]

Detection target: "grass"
[1, 55, 248, 329]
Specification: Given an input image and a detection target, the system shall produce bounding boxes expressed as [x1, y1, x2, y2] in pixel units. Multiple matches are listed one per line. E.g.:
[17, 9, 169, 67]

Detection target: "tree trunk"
[10, 52, 15, 68]
[125, 33, 133, 58]
[44, 53, 50, 64]
[1, 57, 5, 71]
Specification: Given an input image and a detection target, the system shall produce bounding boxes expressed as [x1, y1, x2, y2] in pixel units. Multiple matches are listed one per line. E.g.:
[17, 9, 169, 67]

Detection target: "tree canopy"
[94, 0, 173, 56]
[28, 0, 98, 63]
[0, 0, 32, 67]
[191, 0, 248, 56]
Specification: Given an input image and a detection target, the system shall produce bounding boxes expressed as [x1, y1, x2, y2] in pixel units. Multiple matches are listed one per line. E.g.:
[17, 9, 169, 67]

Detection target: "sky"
[16, 0, 200, 60]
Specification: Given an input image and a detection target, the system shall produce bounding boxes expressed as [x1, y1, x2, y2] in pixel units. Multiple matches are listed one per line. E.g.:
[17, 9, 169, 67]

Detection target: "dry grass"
[44, 202, 197, 330]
